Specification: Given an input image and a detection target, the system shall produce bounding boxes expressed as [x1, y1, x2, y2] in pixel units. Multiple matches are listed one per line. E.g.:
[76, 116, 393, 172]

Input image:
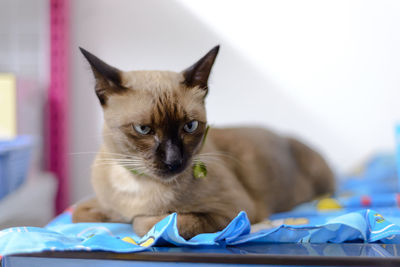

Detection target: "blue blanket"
[1, 154, 400, 256]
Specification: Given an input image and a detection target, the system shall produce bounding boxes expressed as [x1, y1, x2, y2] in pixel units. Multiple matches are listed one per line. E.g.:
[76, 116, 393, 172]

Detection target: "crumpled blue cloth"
[2, 154, 400, 256]
[1, 208, 400, 256]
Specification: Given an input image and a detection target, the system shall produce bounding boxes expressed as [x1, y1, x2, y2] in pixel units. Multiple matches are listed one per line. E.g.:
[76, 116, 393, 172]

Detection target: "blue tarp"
[1, 154, 400, 256]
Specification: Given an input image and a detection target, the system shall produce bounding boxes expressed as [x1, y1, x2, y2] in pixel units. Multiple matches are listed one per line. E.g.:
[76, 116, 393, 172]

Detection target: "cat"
[72, 45, 335, 240]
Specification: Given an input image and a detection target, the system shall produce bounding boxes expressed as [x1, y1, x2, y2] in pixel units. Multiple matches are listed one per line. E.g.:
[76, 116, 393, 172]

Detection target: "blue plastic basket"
[0, 136, 33, 200]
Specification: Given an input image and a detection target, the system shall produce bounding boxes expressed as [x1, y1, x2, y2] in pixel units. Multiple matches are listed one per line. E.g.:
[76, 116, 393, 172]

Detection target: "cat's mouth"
[156, 160, 188, 178]
[148, 156, 193, 180]
[123, 157, 190, 180]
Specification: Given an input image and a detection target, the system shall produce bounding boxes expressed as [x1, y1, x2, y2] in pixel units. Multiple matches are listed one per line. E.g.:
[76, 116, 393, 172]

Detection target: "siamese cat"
[72, 46, 334, 240]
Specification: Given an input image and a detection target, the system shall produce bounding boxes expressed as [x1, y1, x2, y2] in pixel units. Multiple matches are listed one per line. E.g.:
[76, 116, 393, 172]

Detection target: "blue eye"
[134, 125, 151, 135]
[184, 120, 199, 133]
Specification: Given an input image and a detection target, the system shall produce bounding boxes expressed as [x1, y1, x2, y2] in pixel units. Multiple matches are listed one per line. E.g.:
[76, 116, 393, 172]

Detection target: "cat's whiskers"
[193, 151, 246, 170]
[70, 151, 140, 159]
[93, 162, 148, 173]
[200, 151, 239, 160]
[99, 152, 141, 158]
[196, 151, 241, 164]
[125, 166, 148, 172]
[193, 154, 222, 164]
[93, 161, 143, 166]
[97, 158, 143, 163]
[92, 154, 150, 173]
[124, 158, 153, 175]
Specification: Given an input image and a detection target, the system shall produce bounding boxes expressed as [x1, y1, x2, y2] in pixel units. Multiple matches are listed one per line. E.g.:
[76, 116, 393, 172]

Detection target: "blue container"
[396, 124, 400, 192]
[0, 136, 33, 200]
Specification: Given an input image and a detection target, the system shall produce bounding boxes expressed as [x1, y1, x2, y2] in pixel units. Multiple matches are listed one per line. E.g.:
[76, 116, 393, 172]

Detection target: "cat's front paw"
[72, 198, 109, 223]
[132, 215, 167, 237]
[132, 213, 229, 240]
[176, 213, 230, 240]
[132, 214, 199, 239]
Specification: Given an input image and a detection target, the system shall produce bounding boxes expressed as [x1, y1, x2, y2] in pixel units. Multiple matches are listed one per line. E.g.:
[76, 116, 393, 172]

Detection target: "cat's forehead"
[104, 71, 206, 127]
[121, 70, 183, 91]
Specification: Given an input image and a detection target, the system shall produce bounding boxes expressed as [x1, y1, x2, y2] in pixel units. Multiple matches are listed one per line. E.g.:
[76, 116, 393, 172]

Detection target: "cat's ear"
[79, 47, 126, 105]
[182, 45, 219, 92]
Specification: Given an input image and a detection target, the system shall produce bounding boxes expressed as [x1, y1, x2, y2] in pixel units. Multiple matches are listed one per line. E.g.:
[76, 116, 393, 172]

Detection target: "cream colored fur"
[73, 49, 335, 240]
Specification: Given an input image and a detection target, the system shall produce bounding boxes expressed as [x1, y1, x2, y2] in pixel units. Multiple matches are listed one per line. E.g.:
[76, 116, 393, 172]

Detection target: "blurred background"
[0, 0, 400, 229]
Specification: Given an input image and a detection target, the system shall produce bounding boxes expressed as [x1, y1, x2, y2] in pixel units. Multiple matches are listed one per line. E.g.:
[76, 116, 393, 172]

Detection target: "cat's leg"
[72, 197, 125, 223]
[133, 213, 231, 240]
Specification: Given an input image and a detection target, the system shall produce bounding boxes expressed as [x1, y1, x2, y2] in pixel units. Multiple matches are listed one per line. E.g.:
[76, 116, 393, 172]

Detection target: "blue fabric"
[2, 154, 400, 256]
[0, 135, 33, 200]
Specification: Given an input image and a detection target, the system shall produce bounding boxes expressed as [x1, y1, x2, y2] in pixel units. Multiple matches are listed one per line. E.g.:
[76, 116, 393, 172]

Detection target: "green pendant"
[193, 161, 207, 178]
[192, 125, 210, 179]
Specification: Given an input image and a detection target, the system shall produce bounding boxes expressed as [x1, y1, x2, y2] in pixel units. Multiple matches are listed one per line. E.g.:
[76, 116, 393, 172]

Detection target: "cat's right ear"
[79, 47, 126, 106]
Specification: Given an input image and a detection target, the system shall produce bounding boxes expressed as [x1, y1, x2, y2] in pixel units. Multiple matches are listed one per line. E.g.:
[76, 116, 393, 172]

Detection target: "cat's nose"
[164, 159, 183, 172]
[161, 139, 184, 172]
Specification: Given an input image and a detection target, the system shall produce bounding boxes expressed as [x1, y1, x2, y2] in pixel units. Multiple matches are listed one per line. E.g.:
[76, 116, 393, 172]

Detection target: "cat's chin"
[151, 160, 191, 180]
[155, 171, 184, 181]
[147, 173, 179, 184]
[157, 175, 180, 183]
[152, 165, 190, 182]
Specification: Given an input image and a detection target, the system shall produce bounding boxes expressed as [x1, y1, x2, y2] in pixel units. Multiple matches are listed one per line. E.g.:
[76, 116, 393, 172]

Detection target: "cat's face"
[81, 46, 219, 180]
[103, 71, 207, 179]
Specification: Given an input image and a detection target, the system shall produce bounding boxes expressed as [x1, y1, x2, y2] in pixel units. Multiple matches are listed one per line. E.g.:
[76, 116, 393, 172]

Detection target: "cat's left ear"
[182, 45, 219, 93]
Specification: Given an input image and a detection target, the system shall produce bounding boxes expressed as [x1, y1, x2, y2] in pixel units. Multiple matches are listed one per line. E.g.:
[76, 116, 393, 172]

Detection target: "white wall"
[70, 0, 400, 203]
[179, 0, 400, 166]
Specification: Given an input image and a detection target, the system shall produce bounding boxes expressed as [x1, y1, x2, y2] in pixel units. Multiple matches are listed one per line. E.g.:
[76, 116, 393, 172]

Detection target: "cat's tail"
[287, 137, 335, 196]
